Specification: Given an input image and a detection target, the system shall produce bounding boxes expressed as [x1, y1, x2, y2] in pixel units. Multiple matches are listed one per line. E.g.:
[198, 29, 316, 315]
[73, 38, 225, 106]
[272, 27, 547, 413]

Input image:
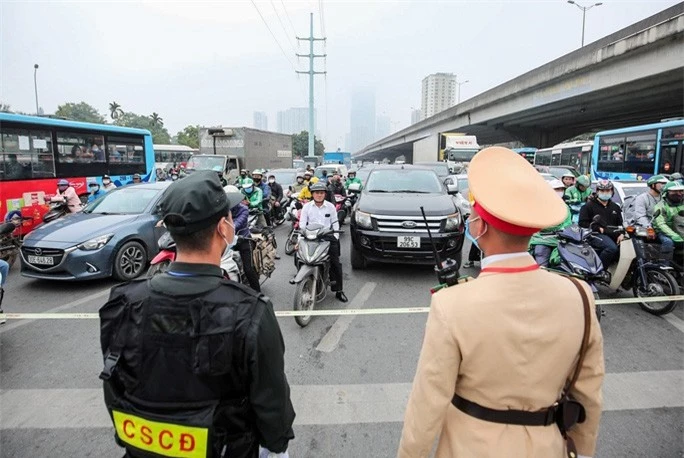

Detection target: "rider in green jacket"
[530, 180, 573, 267]
[564, 175, 592, 205]
[652, 181, 684, 258]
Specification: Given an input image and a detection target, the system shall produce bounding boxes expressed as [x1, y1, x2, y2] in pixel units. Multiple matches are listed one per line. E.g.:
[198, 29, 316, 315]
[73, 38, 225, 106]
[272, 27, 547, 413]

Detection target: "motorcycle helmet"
[309, 182, 327, 192]
[576, 175, 591, 188]
[596, 179, 614, 191]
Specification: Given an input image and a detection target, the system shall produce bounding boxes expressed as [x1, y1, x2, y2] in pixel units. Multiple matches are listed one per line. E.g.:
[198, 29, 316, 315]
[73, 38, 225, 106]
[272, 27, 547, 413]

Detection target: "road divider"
[1, 295, 682, 320]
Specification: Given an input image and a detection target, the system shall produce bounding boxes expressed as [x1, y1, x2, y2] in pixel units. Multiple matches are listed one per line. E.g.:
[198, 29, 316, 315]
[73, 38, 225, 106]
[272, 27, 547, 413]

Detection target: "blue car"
[21, 182, 171, 281]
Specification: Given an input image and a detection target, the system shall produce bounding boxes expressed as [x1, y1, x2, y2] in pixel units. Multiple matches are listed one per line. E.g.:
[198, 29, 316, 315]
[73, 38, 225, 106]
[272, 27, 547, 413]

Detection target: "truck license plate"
[397, 236, 420, 248]
[28, 255, 54, 265]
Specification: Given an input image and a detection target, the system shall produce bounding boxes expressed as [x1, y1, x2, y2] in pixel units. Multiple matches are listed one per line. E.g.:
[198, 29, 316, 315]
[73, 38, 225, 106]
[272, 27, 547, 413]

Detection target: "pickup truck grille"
[371, 214, 443, 233]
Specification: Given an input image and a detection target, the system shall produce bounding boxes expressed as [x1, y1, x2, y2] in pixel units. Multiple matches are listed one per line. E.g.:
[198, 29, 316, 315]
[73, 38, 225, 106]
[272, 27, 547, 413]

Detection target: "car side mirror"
[447, 184, 459, 195]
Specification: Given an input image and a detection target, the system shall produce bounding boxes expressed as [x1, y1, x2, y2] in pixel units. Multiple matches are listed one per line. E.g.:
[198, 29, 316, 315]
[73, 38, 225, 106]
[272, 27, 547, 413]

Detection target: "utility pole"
[296, 13, 326, 157]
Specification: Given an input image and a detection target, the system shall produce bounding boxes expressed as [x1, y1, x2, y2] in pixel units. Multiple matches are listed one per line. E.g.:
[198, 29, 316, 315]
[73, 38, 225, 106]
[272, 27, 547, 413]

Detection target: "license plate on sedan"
[397, 236, 421, 248]
[28, 255, 55, 265]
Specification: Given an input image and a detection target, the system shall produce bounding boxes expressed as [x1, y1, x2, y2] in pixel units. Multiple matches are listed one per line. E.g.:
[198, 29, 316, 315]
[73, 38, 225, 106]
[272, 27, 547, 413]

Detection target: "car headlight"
[78, 234, 114, 251]
[444, 213, 462, 231]
[355, 211, 372, 229]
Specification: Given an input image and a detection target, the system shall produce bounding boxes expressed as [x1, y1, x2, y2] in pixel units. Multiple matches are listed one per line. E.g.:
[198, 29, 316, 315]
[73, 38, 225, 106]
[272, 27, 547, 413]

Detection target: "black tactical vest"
[99, 278, 265, 458]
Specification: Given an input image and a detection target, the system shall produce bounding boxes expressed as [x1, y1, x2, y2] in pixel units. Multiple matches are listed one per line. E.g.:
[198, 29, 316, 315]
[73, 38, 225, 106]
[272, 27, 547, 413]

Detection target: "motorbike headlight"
[78, 233, 114, 251]
[355, 211, 372, 229]
[444, 213, 462, 232]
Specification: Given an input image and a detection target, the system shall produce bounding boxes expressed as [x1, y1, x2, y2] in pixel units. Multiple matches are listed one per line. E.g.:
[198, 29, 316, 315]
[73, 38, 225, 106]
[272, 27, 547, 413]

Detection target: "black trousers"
[329, 239, 343, 292]
[468, 243, 481, 262]
[236, 238, 260, 292]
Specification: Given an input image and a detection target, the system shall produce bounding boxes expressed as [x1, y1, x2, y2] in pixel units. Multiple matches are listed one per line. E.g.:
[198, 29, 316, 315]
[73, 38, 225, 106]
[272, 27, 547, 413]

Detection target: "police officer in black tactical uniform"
[99, 171, 295, 458]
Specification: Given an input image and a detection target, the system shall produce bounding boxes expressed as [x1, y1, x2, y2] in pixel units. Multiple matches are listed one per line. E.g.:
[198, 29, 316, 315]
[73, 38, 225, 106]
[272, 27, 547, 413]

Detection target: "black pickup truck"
[349, 164, 465, 269]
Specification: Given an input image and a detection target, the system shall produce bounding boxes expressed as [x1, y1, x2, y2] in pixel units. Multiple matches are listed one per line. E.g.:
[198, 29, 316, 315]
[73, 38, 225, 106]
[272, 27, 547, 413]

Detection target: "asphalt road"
[1, 223, 682, 457]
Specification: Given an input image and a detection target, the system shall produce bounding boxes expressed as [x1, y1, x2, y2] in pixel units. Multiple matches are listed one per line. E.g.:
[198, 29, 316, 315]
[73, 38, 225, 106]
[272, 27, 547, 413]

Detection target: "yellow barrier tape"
[0, 296, 682, 320]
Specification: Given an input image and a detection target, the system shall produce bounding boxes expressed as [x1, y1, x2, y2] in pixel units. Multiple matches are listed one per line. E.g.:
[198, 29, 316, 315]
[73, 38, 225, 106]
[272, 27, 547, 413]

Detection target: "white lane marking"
[315, 282, 377, 353]
[662, 313, 684, 334]
[1, 370, 682, 429]
[0, 287, 111, 333]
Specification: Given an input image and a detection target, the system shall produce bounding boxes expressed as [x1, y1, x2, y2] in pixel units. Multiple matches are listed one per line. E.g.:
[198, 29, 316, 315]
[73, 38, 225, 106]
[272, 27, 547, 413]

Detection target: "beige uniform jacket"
[398, 254, 604, 458]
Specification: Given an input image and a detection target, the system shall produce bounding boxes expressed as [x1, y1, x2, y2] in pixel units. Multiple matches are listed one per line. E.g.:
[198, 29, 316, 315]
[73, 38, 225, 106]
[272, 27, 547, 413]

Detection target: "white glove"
[258, 446, 289, 458]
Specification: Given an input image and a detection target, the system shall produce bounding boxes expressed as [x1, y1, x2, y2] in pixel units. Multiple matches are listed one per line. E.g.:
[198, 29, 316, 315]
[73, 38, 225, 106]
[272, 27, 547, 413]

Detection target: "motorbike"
[531, 224, 608, 322]
[291, 223, 341, 327]
[43, 197, 70, 224]
[147, 231, 246, 283]
[600, 221, 680, 316]
[0, 215, 26, 269]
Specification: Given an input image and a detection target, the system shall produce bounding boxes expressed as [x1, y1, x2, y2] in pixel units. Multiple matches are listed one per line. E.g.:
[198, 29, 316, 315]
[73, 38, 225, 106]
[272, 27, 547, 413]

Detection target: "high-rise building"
[376, 115, 391, 140]
[421, 73, 456, 120]
[277, 107, 316, 135]
[410, 109, 422, 125]
[253, 111, 268, 130]
[350, 88, 376, 152]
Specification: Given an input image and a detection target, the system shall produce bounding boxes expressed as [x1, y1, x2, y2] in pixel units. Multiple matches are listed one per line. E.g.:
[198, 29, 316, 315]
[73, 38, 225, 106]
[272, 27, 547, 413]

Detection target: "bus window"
[0, 127, 55, 180]
[623, 132, 657, 175]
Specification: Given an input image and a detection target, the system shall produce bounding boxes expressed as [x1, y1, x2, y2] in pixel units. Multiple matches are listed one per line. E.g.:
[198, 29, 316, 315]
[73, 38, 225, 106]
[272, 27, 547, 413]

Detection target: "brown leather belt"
[451, 394, 557, 427]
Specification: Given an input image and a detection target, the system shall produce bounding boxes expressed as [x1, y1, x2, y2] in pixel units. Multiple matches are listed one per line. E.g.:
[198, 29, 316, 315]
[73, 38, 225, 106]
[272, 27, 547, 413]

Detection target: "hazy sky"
[1, 0, 680, 149]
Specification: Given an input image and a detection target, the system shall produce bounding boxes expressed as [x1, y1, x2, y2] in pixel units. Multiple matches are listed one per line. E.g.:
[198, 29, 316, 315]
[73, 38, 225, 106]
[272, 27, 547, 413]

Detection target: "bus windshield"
[186, 155, 226, 172]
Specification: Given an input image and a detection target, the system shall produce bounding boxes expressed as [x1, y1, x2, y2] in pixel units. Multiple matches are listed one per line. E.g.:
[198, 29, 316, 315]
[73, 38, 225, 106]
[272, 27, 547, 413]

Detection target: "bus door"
[659, 140, 683, 176]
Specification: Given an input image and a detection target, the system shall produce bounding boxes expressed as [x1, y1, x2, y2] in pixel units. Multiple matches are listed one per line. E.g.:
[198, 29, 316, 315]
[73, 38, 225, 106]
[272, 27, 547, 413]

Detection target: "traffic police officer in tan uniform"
[399, 147, 604, 458]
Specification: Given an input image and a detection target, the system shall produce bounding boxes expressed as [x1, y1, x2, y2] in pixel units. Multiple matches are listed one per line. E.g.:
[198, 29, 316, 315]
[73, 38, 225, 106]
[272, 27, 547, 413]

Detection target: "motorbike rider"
[344, 170, 362, 190]
[268, 174, 284, 220]
[225, 185, 261, 292]
[530, 179, 574, 267]
[0, 258, 8, 325]
[87, 181, 105, 203]
[297, 181, 348, 303]
[53, 179, 82, 213]
[99, 171, 295, 458]
[564, 175, 592, 204]
[579, 179, 624, 269]
[560, 171, 575, 189]
[652, 180, 684, 259]
[291, 172, 307, 194]
[252, 169, 272, 225]
[327, 171, 346, 204]
[102, 175, 117, 192]
[632, 174, 668, 227]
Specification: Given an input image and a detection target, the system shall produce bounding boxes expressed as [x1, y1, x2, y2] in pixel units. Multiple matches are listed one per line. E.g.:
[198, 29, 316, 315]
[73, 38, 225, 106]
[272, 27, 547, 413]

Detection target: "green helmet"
[576, 175, 591, 188]
[662, 181, 684, 193]
[646, 174, 668, 186]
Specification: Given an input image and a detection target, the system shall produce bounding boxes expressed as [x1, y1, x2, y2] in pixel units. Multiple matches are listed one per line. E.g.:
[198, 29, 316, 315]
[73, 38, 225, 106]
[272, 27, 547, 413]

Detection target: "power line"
[250, 0, 297, 71]
[280, 0, 298, 38]
[270, 0, 297, 53]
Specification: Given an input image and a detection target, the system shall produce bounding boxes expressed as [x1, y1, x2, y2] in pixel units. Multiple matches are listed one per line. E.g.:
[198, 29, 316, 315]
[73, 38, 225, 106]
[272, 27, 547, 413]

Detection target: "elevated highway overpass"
[354, 3, 684, 163]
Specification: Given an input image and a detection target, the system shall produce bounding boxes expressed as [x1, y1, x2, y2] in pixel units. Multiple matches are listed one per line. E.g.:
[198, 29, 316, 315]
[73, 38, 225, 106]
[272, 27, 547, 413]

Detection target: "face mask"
[465, 217, 486, 251]
[220, 218, 236, 255]
[556, 191, 565, 198]
[668, 194, 682, 204]
[268, 179, 275, 184]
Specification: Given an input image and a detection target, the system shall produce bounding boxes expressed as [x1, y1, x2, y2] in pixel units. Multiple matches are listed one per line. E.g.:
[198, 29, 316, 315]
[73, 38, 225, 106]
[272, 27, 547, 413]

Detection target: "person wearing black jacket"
[579, 179, 624, 268]
[99, 171, 294, 458]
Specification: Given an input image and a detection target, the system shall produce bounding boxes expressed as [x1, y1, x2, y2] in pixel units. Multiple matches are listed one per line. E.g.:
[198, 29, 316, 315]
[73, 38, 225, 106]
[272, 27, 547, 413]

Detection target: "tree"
[115, 112, 171, 144]
[177, 125, 200, 149]
[292, 131, 325, 157]
[150, 112, 164, 127]
[109, 101, 123, 120]
[55, 102, 106, 124]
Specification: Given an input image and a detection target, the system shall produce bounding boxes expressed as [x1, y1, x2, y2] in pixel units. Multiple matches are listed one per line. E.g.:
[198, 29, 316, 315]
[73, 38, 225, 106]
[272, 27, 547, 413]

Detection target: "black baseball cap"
[159, 171, 242, 235]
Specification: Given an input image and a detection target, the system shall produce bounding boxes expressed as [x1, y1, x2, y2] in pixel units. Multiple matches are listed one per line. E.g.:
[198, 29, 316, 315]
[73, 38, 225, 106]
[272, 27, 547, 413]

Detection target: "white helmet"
[549, 179, 565, 190]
